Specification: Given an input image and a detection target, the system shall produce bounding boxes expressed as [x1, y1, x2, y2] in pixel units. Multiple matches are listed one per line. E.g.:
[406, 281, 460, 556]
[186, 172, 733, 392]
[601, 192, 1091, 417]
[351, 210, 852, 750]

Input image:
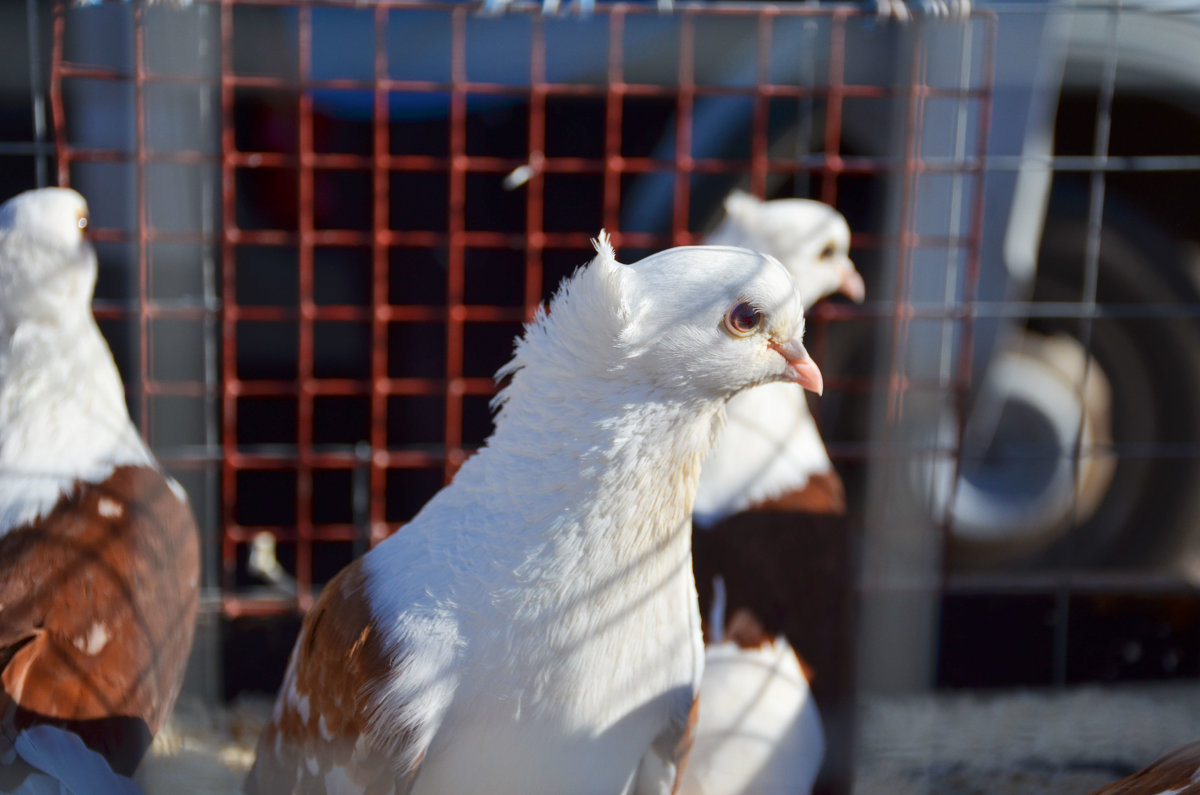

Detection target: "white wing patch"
[71, 621, 110, 656]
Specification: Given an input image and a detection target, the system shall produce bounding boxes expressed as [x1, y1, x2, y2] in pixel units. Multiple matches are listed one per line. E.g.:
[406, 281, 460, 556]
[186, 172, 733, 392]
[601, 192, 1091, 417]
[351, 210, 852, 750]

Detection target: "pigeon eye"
[723, 302, 762, 337]
[819, 243, 836, 260]
[76, 213, 87, 231]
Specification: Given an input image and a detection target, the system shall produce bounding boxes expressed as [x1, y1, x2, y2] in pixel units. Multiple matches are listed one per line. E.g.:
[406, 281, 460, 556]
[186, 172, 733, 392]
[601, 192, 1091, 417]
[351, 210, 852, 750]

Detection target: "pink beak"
[769, 338, 824, 396]
[839, 264, 866, 303]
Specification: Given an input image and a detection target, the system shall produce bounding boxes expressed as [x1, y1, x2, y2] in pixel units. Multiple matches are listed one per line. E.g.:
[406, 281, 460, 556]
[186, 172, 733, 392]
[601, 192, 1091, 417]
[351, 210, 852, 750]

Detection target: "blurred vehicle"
[921, 2, 1200, 575]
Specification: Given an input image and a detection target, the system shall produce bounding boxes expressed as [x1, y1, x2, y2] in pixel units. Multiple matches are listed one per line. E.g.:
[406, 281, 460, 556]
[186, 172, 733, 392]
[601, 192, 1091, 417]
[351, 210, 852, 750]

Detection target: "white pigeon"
[245, 233, 824, 795]
[0, 187, 200, 779]
[679, 577, 824, 795]
[696, 190, 863, 526]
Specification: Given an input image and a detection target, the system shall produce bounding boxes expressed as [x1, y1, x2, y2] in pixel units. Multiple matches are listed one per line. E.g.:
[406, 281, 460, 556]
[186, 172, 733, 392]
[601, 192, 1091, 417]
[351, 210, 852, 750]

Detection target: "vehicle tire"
[951, 181, 1200, 571]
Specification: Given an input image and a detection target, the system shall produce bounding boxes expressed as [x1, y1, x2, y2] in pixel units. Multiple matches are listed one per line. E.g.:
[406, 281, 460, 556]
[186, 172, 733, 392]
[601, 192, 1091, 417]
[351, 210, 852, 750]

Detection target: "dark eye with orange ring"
[723, 301, 762, 337]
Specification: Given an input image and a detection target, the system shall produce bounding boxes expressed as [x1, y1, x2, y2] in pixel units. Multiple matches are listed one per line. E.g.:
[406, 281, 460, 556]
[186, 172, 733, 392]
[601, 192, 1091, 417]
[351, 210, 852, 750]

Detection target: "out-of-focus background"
[5, 0, 1200, 792]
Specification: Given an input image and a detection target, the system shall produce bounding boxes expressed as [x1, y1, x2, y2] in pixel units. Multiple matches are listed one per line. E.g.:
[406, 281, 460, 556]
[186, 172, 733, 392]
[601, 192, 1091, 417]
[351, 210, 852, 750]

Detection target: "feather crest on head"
[491, 230, 632, 415]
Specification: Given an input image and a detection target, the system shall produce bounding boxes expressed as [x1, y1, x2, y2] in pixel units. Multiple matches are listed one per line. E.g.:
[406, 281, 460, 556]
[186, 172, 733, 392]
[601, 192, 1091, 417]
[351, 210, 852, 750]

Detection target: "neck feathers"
[480, 235, 722, 551]
[0, 313, 151, 535]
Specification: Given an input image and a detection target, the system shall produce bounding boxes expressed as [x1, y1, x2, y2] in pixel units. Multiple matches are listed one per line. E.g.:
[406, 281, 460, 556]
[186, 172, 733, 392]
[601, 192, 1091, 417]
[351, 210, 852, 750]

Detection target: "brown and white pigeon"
[685, 191, 864, 795]
[680, 576, 825, 795]
[0, 187, 200, 781]
[697, 190, 863, 525]
[246, 233, 824, 795]
[1089, 738, 1200, 795]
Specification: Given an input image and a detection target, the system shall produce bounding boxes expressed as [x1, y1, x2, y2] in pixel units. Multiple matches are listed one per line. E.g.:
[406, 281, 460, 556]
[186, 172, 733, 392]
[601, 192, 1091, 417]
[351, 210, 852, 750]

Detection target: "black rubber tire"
[1005, 180, 1200, 570]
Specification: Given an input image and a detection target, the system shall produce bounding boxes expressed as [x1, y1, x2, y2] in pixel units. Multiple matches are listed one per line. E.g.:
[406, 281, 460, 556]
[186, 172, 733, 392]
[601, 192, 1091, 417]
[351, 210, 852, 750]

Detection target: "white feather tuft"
[591, 228, 615, 262]
[489, 231, 633, 417]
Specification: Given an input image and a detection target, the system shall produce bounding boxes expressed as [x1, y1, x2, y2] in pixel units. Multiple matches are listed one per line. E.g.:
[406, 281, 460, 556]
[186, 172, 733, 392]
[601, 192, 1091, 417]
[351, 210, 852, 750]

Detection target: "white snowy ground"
[136, 684, 1200, 794]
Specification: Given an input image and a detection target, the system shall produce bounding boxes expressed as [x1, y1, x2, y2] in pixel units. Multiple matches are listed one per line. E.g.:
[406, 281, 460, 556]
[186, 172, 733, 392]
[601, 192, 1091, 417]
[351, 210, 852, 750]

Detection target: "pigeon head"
[616, 239, 823, 400]
[497, 232, 822, 416]
[0, 187, 96, 325]
[721, 190, 864, 307]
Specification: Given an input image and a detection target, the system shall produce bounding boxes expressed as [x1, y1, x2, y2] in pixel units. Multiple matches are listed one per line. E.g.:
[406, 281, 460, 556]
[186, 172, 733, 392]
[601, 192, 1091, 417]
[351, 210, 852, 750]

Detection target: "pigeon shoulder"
[247, 556, 450, 795]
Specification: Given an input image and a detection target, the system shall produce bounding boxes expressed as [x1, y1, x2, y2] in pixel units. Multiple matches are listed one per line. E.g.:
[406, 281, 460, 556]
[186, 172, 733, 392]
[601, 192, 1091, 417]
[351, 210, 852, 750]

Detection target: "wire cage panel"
[44, 0, 998, 656]
[7, 5, 1200, 791]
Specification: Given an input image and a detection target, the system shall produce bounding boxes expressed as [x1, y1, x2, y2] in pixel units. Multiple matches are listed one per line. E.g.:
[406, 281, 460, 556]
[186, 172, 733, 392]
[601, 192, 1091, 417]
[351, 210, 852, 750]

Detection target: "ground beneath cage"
[136, 683, 1200, 794]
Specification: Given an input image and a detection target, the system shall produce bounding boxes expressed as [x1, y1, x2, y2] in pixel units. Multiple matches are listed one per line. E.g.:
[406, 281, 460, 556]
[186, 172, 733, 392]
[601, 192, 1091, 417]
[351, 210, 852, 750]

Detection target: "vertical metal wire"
[1054, 0, 1121, 687]
[937, 16, 998, 585]
[820, 10, 847, 207]
[26, 0, 48, 188]
[444, 6, 469, 481]
[749, 10, 774, 198]
[931, 23, 975, 566]
[525, 15, 546, 317]
[370, 3, 390, 546]
[295, 3, 316, 611]
[219, 0, 239, 609]
[50, 1, 72, 191]
[672, 11, 695, 245]
[793, 13, 819, 200]
[133, 3, 151, 440]
[603, 9, 625, 239]
[353, 441, 372, 558]
[198, 1, 223, 595]
[884, 28, 928, 427]
[937, 28, 975, 400]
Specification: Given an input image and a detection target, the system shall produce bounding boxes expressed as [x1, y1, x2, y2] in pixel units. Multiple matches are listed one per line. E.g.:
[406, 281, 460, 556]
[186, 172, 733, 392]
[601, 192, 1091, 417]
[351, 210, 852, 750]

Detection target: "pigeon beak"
[770, 338, 824, 396]
[839, 263, 866, 303]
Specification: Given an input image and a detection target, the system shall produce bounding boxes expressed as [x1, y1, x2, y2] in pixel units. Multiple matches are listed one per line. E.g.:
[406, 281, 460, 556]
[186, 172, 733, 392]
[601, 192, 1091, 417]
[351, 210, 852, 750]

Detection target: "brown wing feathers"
[247, 559, 415, 795]
[0, 466, 198, 776]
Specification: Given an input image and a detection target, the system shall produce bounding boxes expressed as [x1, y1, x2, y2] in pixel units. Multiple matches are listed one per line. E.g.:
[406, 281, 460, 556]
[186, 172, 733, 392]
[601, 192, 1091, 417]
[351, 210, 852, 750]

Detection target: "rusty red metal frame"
[50, 0, 997, 616]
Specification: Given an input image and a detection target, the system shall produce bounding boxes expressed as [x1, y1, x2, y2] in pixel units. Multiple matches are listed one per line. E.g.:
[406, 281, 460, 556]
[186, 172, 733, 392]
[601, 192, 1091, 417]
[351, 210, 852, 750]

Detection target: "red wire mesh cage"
[47, 0, 996, 618]
[44, 12, 1007, 765]
[33, 2, 1008, 791]
[27, 0, 1200, 789]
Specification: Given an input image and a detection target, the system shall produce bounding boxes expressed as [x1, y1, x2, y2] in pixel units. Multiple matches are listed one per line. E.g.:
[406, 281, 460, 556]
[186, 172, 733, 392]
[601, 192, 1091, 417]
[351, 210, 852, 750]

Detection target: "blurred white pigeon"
[697, 190, 863, 526]
[246, 234, 824, 795]
[680, 577, 824, 795]
[0, 187, 199, 779]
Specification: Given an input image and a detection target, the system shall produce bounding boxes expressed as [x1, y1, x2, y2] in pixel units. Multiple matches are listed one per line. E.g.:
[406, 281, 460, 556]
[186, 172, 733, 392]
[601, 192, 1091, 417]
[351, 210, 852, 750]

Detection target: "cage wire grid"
[39, 0, 999, 623]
